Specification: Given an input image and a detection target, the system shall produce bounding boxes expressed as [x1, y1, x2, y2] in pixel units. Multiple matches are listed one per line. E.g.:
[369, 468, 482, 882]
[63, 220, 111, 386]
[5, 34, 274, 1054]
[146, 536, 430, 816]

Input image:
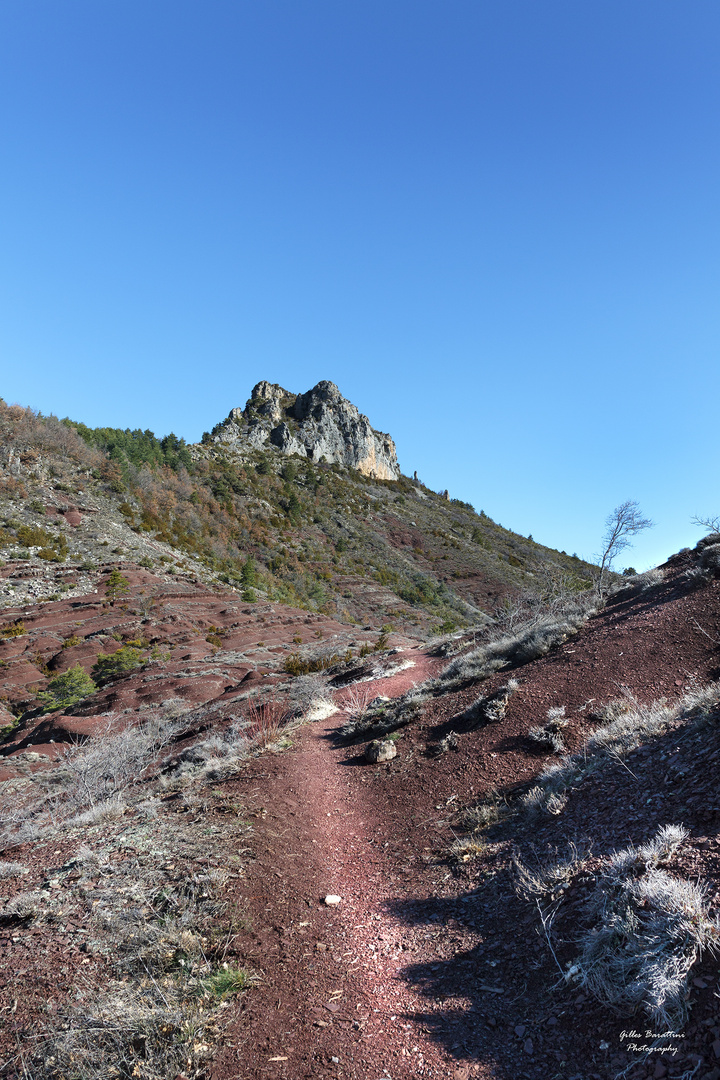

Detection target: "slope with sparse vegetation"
[0, 395, 598, 637]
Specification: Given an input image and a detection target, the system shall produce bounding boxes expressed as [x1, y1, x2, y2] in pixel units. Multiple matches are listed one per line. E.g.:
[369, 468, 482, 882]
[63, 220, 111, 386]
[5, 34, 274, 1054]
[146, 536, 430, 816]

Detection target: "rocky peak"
[212, 380, 400, 480]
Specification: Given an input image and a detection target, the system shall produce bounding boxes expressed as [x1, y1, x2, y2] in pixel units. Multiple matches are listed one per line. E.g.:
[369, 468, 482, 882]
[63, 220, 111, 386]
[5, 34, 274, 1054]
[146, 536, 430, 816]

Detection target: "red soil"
[0, 567, 418, 781]
[3, 548, 720, 1079]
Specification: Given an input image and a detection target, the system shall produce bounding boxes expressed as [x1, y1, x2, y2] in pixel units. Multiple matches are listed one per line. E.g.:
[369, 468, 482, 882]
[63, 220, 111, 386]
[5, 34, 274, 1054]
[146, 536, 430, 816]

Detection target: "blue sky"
[1, 1, 718, 571]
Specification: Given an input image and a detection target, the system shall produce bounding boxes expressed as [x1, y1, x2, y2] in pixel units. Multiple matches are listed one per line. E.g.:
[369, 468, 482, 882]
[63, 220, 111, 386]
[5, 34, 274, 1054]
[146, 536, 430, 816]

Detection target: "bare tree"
[691, 514, 720, 534]
[597, 500, 653, 595]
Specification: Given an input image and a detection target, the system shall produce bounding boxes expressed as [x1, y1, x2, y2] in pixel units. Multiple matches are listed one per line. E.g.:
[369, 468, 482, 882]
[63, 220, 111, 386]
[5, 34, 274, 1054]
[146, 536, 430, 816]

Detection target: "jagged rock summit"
[209, 380, 400, 480]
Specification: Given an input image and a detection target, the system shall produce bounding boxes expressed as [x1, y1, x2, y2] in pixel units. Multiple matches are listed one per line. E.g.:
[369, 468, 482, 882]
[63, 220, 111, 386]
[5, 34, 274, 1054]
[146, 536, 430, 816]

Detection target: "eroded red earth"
[3, 548, 720, 1080]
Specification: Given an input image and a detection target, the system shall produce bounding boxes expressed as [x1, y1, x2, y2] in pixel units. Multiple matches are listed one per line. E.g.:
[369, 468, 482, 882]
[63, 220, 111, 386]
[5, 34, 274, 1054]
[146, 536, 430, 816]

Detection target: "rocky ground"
[1, 541, 720, 1080]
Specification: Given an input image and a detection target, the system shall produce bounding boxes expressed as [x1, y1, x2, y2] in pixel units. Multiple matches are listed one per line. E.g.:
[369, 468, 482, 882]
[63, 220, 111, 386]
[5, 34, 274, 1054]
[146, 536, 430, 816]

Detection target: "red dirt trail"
[214, 652, 485, 1080]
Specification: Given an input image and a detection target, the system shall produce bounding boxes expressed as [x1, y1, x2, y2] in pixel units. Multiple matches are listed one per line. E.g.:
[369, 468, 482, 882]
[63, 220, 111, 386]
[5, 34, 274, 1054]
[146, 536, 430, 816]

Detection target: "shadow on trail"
[338, 751, 369, 767]
[380, 887, 569, 1078]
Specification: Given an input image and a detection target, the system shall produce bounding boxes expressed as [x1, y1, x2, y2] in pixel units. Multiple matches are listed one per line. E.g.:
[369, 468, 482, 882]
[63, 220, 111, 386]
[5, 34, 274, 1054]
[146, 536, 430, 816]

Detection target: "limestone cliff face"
[213, 380, 400, 480]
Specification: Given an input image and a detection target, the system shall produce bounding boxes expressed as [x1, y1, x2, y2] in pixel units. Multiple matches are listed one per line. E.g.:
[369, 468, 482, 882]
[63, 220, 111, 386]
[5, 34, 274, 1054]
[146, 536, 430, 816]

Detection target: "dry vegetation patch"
[515, 825, 720, 1028]
[0, 680, 335, 1078]
[3, 805, 257, 1080]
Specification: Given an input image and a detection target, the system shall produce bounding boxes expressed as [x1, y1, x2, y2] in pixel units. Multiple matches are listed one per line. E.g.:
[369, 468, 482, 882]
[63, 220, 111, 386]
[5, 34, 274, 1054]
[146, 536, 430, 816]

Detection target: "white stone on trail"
[324, 894, 341, 906]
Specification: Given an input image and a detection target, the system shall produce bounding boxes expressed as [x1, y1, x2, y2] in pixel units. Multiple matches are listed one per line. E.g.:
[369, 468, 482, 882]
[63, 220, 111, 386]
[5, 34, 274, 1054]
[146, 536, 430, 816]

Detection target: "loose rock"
[365, 739, 397, 763]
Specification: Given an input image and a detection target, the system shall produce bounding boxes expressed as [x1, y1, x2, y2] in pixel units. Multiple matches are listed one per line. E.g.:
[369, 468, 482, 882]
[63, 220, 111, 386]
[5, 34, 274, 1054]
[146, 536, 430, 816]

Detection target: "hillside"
[3, 387, 718, 1080]
[0, 387, 597, 644]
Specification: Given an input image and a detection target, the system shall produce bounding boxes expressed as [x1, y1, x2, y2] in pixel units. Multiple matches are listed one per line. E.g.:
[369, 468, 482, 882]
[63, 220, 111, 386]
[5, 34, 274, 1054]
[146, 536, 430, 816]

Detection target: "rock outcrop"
[210, 380, 400, 480]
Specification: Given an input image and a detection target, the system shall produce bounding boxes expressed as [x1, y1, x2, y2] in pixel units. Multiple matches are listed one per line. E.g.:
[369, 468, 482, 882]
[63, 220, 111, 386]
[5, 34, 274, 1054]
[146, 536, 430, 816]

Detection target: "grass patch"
[204, 965, 260, 999]
[441, 595, 597, 688]
[521, 682, 720, 818]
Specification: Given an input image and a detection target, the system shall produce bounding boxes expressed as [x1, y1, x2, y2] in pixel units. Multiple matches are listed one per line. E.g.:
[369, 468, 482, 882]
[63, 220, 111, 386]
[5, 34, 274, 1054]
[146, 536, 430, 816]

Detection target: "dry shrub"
[0, 713, 186, 847]
[287, 674, 334, 716]
[459, 679, 519, 728]
[442, 596, 596, 687]
[575, 827, 718, 1026]
[170, 696, 292, 783]
[171, 719, 251, 781]
[516, 827, 720, 1027]
[528, 705, 568, 754]
[429, 731, 459, 757]
[685, 564, 711, 588]
[700, 543, 720, 575]
[340, 684, 374, 721]
[337, 685, 427, 742]
[67, 796, 128, 826]
[61, 715, 181, 810]
[695, 531, 720, 551]
[635, 566, 665, 591]
[613, 567, 666, 595]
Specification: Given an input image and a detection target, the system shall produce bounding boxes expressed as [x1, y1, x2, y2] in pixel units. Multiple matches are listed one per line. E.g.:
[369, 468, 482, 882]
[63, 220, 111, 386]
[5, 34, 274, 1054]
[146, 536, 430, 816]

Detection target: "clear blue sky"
[1, 1, 718, 571]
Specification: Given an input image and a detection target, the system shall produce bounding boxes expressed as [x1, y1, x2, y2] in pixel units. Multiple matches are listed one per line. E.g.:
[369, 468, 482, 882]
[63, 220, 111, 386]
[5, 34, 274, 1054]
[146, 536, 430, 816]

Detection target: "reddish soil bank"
[0, 567, 420, 780]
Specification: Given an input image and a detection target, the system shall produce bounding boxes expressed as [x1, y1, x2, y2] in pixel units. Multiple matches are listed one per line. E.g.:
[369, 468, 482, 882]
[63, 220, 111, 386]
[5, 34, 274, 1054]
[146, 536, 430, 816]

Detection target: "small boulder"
[365, 739, 397, 763]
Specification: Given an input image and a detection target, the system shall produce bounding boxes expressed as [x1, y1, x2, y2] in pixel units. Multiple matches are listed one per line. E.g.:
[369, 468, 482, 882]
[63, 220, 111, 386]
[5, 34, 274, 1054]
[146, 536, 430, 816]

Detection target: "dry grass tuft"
[449, 835, 486, 862]
[577, 828, 718, 1027]
[516, 826, 720, 1028]
[527, 705, 568, 754]
[243, 695, 291, 745]
[459, 789, 504, 830]
[0, 860, 28, 878]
